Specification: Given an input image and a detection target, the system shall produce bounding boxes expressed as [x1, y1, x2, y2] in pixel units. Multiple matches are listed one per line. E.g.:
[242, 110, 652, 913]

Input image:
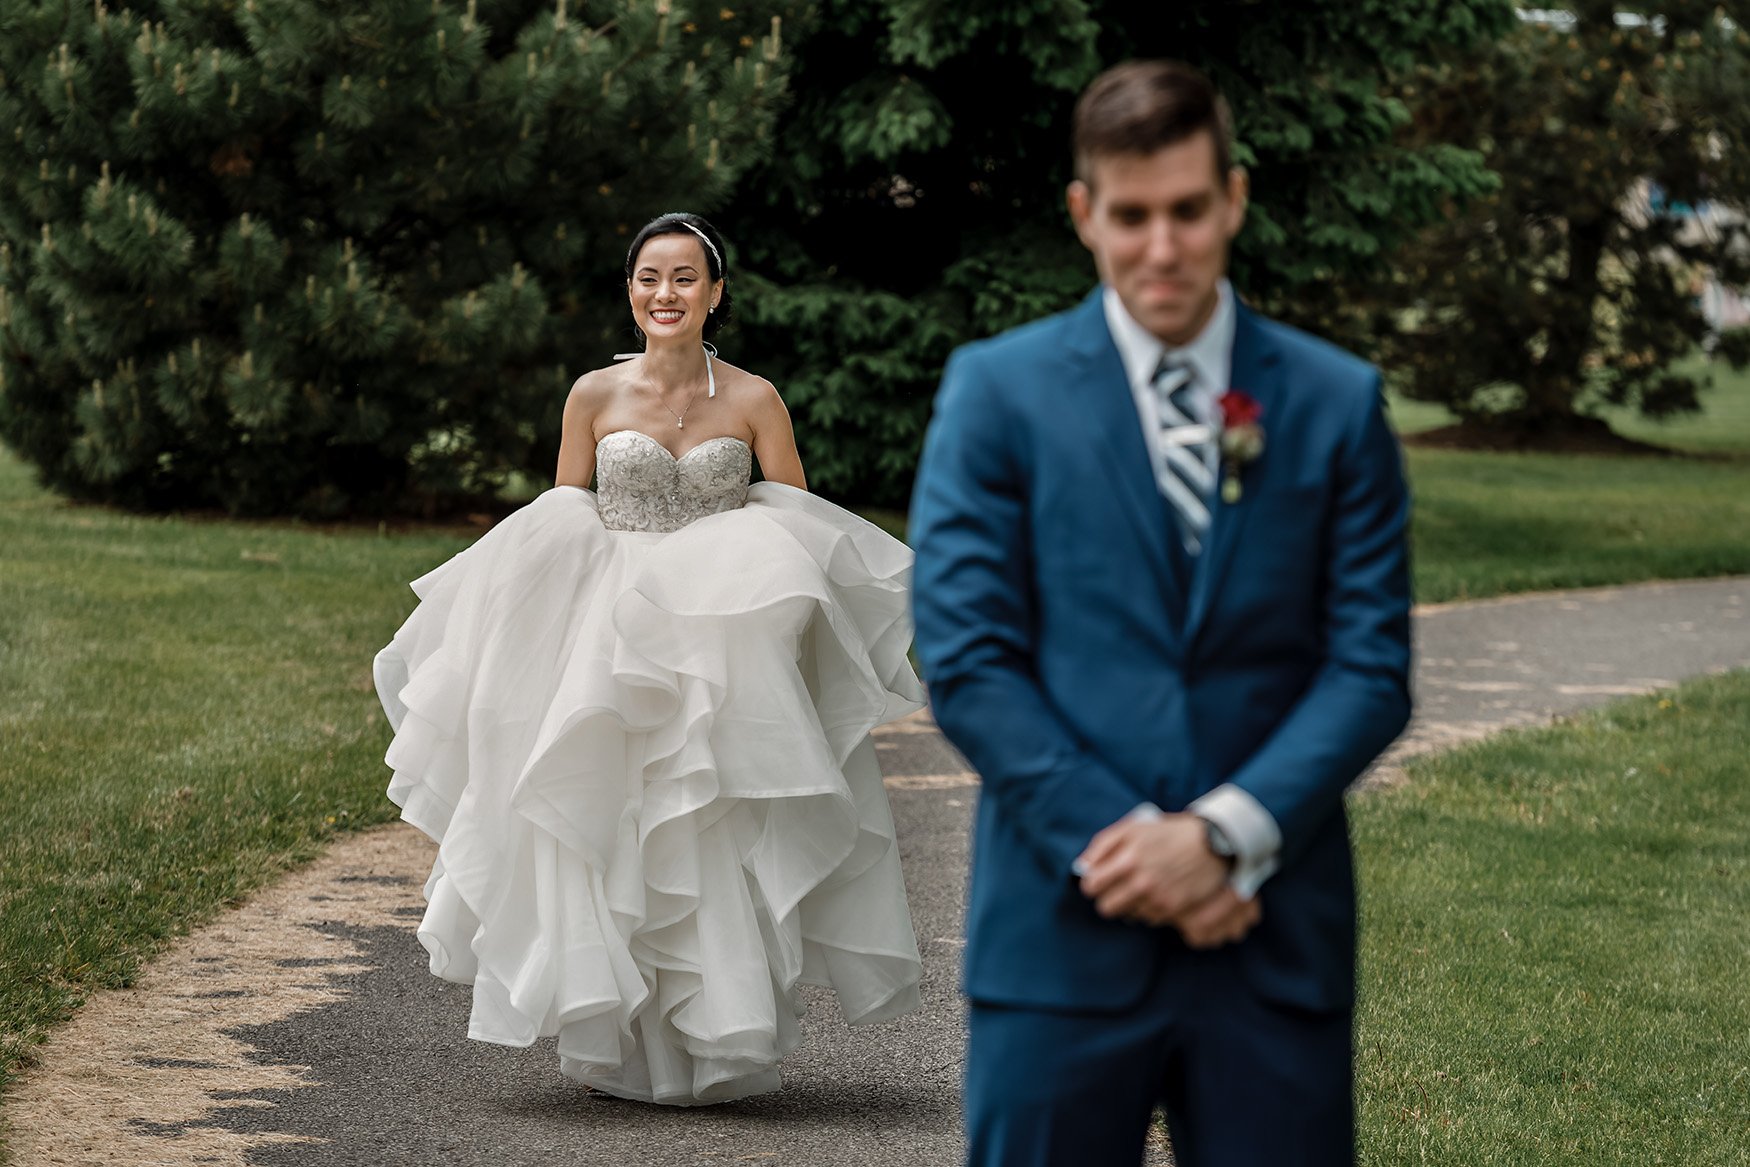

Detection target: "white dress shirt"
[1097, 281, 1281, 899]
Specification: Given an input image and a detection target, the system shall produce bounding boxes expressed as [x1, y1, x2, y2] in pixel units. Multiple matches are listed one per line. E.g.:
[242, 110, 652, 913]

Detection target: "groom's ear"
[1224, 167, 1249, 235]
[1066, 180, 1095, 250]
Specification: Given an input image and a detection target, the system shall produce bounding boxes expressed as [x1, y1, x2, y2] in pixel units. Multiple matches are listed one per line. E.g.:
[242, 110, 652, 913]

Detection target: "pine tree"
[1375, 2, 1750, 438]
[718, 0, 1516, 504]
[0, 0, 792, 515]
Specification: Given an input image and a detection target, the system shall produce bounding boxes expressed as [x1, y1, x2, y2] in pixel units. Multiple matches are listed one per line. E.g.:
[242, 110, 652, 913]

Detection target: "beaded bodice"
[595, 430, 752, 533]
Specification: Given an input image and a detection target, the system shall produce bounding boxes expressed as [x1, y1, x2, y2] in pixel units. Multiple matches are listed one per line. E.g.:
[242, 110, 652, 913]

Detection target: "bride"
[373, 212, 925, 1105]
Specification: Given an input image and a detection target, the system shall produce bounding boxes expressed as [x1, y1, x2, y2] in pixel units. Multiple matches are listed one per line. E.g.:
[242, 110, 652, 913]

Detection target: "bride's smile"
[630, 231, 718, 340]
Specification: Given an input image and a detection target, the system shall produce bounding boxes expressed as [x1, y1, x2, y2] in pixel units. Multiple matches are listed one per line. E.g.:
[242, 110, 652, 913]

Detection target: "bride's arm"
[555, 373, 604, 487]
[749, 380, 808, 490]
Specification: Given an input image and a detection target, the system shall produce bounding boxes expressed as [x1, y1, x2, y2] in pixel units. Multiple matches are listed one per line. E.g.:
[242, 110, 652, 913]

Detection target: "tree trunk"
[1525, 213, 1611, 430]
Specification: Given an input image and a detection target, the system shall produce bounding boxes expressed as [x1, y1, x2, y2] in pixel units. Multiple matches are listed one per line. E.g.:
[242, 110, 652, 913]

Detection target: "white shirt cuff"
[1189, 785, 1281, 900]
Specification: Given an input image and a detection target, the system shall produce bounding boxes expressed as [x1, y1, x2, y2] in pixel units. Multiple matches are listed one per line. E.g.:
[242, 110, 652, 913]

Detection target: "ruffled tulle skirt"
[373, 483, 927, 1105]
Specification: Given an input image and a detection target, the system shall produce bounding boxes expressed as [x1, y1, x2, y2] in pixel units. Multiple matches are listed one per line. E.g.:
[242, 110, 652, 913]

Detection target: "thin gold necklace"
[642, 360, 704, 429]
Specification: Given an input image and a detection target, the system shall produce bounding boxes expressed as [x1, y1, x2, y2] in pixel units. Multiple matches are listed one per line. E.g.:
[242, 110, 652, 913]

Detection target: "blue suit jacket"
[908, 289, 1412, 1013]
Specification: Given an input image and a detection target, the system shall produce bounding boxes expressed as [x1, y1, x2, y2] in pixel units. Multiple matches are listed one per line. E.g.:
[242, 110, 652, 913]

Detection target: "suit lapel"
[1062, 290, 1187, 613]
[1185, 303, 1285, 645]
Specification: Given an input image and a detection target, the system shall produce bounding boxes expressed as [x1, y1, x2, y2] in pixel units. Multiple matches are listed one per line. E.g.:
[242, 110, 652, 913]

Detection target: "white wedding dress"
[373, 429, 926, 1104]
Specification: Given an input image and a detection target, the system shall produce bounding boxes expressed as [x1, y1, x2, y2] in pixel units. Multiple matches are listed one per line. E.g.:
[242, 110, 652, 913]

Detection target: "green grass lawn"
[1406, 449, 1750, 603]
[0, 453, 470, 1092]
[1355, 669, 1750, 1164]
[1386, 358, 1750, 604]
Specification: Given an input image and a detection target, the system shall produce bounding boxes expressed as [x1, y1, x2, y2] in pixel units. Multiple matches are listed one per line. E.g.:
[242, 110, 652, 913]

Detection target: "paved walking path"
[7, 577, 1747, 1167]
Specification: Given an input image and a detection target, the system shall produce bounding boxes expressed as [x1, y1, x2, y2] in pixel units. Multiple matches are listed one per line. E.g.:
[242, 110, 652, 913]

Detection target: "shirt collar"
[1101, 279, 1235, 396]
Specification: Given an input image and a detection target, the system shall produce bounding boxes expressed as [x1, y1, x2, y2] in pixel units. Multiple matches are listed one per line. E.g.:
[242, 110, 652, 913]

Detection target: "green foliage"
[720, 0, 1515, 504]
[0, 0, 794, 515]
[1378, 3, 1750, 434]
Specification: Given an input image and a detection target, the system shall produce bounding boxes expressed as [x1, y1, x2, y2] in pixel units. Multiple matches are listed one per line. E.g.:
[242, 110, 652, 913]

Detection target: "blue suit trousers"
[965, 941, 1354, 1167]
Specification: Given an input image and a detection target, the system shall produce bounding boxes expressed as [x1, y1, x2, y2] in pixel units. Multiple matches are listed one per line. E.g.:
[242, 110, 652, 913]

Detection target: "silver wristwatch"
[1201, 817, 1237, 863]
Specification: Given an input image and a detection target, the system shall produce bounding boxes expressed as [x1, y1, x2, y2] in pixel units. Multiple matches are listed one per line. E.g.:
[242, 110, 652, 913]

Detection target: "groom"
[909, 61, 1412, 1166]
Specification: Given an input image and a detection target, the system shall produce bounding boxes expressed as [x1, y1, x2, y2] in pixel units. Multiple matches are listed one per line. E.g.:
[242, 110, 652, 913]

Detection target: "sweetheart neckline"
[595, 429, 750, 462]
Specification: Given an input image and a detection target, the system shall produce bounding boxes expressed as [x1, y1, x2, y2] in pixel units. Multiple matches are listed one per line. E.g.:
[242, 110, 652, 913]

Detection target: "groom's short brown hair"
[1072, 60, 1234, 187]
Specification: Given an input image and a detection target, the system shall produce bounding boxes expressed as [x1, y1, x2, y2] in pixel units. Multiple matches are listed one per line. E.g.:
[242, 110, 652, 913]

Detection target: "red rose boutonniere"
[1217, 389, 1265, 504]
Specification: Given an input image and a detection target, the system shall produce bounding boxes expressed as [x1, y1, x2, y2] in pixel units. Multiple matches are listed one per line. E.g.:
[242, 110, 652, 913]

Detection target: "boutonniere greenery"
[1217, 390, 1264, 504]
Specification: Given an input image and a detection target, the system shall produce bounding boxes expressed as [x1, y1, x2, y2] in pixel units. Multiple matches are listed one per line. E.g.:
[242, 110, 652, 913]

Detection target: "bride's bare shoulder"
[712, 359, 784, 406]
[567, 363, 635, 406]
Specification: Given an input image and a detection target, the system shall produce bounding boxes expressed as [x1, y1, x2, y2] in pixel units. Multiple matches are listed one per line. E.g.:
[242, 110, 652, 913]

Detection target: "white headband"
[675, 219, 723, 276]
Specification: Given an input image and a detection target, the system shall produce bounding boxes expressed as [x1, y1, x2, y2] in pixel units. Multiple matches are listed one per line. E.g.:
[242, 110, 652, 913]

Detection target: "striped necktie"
[1152, 355, 1215, 554]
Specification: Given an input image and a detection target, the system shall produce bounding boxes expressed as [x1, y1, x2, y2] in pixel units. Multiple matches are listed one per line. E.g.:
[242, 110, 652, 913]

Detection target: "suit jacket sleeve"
[909, 347, 1145, 878]
[1225, 373, 1413, 867]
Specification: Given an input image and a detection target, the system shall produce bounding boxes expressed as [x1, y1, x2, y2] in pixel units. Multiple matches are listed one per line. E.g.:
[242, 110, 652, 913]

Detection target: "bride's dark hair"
[624, 212, 733, 341]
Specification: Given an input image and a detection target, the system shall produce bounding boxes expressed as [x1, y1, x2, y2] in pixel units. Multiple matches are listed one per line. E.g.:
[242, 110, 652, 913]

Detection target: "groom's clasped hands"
[1075, 812, 1262, 948]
